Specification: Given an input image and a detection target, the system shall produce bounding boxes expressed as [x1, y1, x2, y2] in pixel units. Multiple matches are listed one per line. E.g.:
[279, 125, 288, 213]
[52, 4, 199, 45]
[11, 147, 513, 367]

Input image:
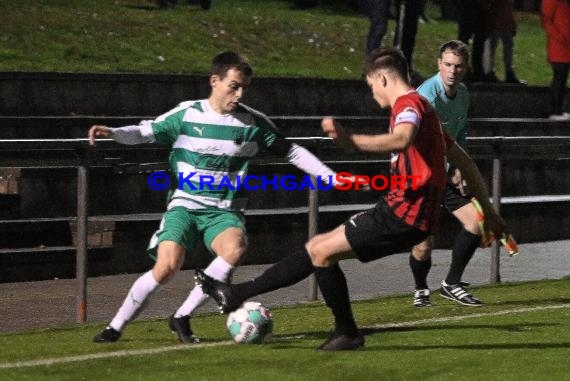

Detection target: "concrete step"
[1, 72, 568, 118]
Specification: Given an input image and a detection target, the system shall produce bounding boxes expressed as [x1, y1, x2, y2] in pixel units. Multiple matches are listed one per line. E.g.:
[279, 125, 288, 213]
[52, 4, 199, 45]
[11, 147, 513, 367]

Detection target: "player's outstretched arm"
[88, 122, 156, 146]
[447, 142, 507, 237]
[321, 117, 416, 153]
[321, 117, 353, 149]
[88, 125, 112, 146]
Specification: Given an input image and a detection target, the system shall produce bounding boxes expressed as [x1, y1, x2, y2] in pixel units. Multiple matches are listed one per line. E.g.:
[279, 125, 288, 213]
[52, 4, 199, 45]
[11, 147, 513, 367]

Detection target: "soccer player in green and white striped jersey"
[89, 51, 338, 344]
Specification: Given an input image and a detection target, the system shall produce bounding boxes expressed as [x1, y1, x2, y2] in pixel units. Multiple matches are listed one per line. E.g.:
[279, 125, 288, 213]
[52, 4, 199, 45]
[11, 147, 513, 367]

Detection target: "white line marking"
[1, 303, 568, 369]
[0, 341, 235, 369]
[365, 303, 570, 330]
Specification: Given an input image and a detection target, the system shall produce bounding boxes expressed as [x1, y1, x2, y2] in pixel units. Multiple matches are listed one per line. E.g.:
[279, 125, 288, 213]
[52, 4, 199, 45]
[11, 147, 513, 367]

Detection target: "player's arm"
[88, 121, 155, 146]
[446, 142, 507, 236]
[269, 137, 338, 185]
[321, 117, 416, 153]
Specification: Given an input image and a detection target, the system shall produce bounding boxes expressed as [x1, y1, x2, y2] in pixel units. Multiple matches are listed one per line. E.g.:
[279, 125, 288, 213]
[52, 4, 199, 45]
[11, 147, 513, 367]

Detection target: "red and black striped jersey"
[384, 90, 454, 233]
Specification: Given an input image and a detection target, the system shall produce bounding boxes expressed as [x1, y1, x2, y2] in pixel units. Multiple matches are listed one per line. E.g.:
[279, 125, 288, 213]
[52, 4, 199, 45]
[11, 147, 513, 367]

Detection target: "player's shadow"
[269, 322, 561, 350]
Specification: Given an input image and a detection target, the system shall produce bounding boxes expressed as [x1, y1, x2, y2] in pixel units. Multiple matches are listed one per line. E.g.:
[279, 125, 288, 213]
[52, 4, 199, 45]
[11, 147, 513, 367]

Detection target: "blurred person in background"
[455, 0, 491, 82]
[358, 0, 392, 55]
[393, 0, 423, 85]
[483, 0, 526, 84]
[541, 0, 570, 120]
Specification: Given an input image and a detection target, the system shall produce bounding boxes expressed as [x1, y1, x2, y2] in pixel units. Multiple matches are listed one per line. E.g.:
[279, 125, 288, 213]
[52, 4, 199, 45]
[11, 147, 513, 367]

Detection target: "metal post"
[306, 175, 319, 301]
[489, 155, 502, 283]
[76, 148, 89, 323]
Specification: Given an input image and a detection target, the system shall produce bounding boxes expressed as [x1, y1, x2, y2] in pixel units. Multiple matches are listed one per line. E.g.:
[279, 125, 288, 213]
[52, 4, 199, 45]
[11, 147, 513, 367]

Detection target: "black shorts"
[442, 182, 471, 213]
[344, 199, 429, 263]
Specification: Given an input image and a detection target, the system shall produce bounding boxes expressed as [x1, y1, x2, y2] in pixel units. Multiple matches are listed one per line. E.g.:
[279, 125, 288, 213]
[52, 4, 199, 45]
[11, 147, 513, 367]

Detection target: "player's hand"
[88, 125, 112, 146]
[478, 208, 507, 247]
[321, 117, 352, 148]
[484, 211, 507, 241]
[471, 198, 507, 246]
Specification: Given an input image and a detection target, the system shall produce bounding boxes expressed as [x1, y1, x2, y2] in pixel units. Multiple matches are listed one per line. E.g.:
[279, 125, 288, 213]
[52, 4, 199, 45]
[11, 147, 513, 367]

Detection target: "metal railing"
[1, 135, 570, 323]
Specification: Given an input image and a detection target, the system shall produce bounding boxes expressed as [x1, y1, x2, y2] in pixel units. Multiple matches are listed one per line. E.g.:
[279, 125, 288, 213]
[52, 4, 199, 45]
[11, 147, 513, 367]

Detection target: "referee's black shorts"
[442, 181, 471, 212]
[344, 199, 429, 263]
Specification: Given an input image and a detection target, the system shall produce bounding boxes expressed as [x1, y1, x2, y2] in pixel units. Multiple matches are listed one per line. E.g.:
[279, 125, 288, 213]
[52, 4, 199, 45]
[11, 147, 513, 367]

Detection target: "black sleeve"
[267, 136, 293, 157]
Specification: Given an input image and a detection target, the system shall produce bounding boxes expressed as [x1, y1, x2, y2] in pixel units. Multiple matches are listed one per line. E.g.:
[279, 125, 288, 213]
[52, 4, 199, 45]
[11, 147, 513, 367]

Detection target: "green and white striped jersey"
[148, 99, 282, 211]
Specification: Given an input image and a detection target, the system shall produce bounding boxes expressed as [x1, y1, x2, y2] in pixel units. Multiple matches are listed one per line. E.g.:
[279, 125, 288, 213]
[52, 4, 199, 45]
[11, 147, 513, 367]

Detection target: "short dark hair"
[362, 48, 409, 81]
[439, 40, 469, 63]
[210, 51, 253, 79]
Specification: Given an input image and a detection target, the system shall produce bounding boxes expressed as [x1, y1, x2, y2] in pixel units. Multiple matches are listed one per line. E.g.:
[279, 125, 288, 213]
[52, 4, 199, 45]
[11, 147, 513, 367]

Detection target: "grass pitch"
[1, 278, 569, 380]
[1, 0, 551, 85]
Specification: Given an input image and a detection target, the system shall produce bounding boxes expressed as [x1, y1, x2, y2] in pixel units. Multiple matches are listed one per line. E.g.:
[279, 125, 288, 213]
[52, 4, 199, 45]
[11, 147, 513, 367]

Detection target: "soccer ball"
[226, 301, 274, 344]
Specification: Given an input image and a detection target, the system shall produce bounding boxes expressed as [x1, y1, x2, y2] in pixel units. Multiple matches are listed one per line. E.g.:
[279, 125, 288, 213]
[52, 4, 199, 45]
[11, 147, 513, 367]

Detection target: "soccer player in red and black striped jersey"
[196, 48, 508, 350]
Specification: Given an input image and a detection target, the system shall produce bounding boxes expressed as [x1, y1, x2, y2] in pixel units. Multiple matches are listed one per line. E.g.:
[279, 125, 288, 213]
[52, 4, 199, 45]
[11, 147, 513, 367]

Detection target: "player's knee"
[211, 229, 248, 265]
[305, 240, 331, 267]
[154, 242, 186, 282]
[217, 245, 247, 266]
[152, 261, 178, 283]
[412, 242, 433, 261]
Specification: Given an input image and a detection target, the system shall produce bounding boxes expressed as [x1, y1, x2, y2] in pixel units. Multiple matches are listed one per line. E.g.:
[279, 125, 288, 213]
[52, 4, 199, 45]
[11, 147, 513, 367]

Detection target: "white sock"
[174, 256, 234, 318]
[109, 270, 160, 332]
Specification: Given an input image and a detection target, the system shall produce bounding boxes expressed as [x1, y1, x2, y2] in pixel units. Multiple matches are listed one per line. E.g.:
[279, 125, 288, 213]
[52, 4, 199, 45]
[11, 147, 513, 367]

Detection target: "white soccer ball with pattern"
[226, 301, 273, 344]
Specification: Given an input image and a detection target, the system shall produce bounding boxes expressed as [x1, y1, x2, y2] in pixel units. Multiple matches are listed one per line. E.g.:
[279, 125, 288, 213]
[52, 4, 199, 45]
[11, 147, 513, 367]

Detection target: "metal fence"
[1, 135, 570, 323]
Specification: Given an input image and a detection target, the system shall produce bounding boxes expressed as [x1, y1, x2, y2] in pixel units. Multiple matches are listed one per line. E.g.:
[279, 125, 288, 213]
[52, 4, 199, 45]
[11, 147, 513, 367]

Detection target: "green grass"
[0, 0, 550, 84]
[1, 278, 569, 380]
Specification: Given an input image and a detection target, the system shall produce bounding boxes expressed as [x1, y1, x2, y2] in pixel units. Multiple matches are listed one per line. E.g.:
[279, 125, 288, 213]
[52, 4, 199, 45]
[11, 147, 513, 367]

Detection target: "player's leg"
[306, 224, 364, 350]
[94, 240, 186, 343]
[409, 236, 434, 307]
[94, 208, 193, 343]
[175, 229, 242, 315]
[195, 219, 356, 315]
[196, 227, 346, 314]
[440, 186, 483, 306]
[313, 201, 428, 350]
[171, 211, 245, 342]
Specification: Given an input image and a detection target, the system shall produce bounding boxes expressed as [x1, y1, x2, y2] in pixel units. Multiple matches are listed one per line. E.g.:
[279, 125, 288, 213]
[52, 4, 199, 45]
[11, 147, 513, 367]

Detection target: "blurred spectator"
[358, 0, 391, 55]
[393, 0, 422, 84]
[483, 0, 526, 84]
[455, 0, 491, 82]
[419, 0, 430, 22]
[514, 0, 541, 11]
[541, 0, 570, 120]
[437, 0, 458, 20]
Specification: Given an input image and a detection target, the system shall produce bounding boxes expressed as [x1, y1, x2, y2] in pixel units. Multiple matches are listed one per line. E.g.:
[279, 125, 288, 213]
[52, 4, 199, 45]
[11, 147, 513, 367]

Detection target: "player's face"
[209, 68, 251, 114]
[438, 51, 467, 89]
[366, 72, 389, 109]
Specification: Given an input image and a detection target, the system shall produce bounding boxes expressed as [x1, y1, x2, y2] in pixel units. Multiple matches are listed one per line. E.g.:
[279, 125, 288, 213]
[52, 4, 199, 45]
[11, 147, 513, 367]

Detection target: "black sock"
[234, 248, 314, 303]
[315, 263, 358, 336]
[445, 229, 481, 285]
[409, 255, 431, 290]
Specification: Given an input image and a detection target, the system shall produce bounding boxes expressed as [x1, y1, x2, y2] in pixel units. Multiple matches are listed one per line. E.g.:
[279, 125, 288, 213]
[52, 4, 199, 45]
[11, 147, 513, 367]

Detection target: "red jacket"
[541, 0, 570, 63]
